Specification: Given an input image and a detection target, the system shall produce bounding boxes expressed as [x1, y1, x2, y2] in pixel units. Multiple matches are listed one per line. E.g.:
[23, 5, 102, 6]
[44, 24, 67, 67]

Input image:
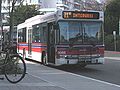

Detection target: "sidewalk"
[105, 51, 120, 60]
[0, 61, 64, 90]
[0, 60, 120, 90]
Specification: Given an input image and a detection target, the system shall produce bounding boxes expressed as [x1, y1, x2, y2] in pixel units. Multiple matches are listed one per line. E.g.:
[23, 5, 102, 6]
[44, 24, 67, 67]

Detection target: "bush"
[104, 34, 120, 51]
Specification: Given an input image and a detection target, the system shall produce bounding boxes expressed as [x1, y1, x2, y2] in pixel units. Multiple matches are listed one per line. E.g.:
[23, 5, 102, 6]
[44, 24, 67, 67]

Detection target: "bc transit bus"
[17, 9, 104, 66]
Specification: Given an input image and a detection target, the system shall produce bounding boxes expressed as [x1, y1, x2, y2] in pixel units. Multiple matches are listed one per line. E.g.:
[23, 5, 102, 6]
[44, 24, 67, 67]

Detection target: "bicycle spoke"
[4, 55, 26, 83]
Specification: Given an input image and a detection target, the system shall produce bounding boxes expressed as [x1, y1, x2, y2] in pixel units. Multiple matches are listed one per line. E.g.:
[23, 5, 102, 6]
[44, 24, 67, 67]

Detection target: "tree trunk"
[0, 0, 2, 50]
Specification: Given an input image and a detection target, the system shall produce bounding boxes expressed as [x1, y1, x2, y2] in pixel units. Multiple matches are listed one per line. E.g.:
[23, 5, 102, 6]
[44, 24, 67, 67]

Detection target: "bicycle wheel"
[4, 55, 26, 83]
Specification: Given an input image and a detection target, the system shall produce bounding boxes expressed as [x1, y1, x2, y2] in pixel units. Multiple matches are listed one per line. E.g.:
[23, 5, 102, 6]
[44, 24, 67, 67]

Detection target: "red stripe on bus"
[18, 47, 46, 52]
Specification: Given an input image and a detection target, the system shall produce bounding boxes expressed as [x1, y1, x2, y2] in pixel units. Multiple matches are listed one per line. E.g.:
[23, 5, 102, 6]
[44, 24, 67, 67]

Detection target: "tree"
[104, 0, 120, 51]
[105, 0, 120, 34]
[13, 4, 39, 25]
[5, 0, 39, 42]
[4, 0, 24, 42]
[0, 0, 2, 50]
[106, 0, 120, 17]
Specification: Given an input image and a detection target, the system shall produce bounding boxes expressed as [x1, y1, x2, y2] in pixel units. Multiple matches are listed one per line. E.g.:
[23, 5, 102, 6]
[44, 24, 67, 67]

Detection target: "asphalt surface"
[52, 51, 120, 85]
[53, 59, 120, 85]
[0, 51, 120, 90]
[27, 60, 120, 90]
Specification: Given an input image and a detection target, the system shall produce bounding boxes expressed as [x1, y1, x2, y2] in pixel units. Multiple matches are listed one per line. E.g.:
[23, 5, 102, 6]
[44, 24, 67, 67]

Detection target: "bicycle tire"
[4, 54, 26, 83]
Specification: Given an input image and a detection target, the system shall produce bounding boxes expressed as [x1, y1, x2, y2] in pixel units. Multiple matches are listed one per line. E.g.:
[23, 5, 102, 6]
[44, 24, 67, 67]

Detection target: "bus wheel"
[42, 53, 47, 65]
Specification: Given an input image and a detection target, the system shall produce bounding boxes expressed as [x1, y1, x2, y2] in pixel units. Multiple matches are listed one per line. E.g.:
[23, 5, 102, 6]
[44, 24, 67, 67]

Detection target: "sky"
[97, 0, 101, 3]
[96, 0, 106, 3]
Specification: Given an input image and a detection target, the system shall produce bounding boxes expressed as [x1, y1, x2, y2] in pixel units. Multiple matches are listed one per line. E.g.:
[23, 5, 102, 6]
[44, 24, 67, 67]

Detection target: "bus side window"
[32, 24, 41, 43]
[40, 23, 47, 43]
[50, 25, 55, 44]
[42, 27, 47, 43]
[18, 28, 26, 43]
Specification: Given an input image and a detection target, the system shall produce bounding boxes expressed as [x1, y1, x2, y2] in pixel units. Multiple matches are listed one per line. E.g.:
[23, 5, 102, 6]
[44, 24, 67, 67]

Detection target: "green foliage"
[105, 0, 120, 34]
[12, 4, 39, 25]
[104, 34, 120, 51]
[104, 34, 114, 51]
[116, 35, 120, 51]
[106, 0, 120, 17]
[104, 13, 119, 34]
[104, 0, 120, 51]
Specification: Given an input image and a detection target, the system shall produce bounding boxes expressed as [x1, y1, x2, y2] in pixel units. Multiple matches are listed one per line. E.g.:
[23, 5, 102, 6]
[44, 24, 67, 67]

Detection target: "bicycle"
[0, 44, 26, 83]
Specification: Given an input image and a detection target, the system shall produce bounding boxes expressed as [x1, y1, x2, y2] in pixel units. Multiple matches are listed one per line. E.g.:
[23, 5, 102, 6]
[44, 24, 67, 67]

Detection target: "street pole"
[0, 0, 2, 50]
[119, 18, 120, 36]
[113, 31, 117, 51]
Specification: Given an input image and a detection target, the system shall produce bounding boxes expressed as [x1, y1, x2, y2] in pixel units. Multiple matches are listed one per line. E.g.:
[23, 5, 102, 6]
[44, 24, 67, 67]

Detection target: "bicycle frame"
[0, 50, 10, 68]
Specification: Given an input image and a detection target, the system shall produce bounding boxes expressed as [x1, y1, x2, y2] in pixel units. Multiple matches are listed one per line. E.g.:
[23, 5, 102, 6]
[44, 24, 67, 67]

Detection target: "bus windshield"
[58, 21, 103, 45]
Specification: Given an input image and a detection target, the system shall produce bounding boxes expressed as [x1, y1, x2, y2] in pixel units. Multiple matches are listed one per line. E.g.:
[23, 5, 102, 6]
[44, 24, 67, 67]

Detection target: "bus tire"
[42, 52, 47, 65]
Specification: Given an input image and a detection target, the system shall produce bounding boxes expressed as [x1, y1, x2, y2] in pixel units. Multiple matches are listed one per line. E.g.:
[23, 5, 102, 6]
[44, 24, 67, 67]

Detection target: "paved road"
[54, 58, 120, 85]
[1, 60, 120, 90]
[0, 51, 120, 90]
[0, 61, 62, 90]
[26, 61, 120, 90]
[52, 51, 120, 85]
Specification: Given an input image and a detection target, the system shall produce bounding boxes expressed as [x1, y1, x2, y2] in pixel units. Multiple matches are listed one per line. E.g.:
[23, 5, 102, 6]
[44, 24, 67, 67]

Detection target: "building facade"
[38, 0, 103, 14]
[1, 0, 103, 25]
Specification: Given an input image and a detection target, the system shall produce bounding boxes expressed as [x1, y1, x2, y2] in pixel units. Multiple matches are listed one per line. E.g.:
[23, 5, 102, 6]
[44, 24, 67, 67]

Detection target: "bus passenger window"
[18, 28, 26, 43]
[32, 24, 41, 43]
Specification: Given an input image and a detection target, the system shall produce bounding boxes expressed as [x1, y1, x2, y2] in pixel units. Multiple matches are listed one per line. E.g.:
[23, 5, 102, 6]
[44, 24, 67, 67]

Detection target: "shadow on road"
[49, 64, 101, 73]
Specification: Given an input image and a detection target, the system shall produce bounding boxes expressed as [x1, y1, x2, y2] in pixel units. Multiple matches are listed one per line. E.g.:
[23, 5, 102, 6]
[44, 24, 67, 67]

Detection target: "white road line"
[0, 83, 55, 87]
[28, 68, 120, 88]
[67, 72, 120, 88]
[105, 57, 120, 60]
[26, 60, 120, 88]
[18, 82, 55, 86]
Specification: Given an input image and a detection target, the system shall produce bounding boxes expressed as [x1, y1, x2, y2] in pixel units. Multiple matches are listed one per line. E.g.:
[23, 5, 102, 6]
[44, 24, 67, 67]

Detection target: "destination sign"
[63, 11, 99, 19]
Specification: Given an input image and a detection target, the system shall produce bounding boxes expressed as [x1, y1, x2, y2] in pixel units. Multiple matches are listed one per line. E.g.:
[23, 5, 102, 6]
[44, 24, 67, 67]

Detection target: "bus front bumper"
[55, 56, 104, 66]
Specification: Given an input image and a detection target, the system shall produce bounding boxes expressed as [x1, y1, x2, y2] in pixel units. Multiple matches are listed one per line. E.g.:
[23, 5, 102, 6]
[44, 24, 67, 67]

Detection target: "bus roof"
[17, 9, 104, 29]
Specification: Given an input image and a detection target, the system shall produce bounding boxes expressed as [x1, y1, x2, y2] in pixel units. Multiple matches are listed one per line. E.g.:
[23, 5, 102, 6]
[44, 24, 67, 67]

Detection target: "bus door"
[47, 23, 55, 64]
[28, 28, 32, 55]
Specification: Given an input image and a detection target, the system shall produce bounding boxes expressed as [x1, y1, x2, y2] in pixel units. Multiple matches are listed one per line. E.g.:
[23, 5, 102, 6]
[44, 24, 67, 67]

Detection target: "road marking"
[0, 83, 55, 87]
[67, 72, 120, 88]
[105, 57, 120, 60]
[28, 68, 120, 88]
[18, 82, 55, 86]
[26, 60, 120, 88]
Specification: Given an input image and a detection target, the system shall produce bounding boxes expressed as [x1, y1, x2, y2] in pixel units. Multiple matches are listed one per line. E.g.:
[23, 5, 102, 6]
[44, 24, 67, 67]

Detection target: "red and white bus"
[17, 9, 104, 66]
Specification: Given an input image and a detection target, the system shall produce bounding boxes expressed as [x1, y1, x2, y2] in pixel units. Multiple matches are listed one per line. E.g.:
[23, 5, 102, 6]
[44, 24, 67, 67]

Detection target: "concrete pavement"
[105, 51, 120, 60]
[0, 60, 120, 90]
[0, 61, 65, 90]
